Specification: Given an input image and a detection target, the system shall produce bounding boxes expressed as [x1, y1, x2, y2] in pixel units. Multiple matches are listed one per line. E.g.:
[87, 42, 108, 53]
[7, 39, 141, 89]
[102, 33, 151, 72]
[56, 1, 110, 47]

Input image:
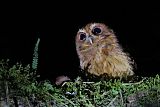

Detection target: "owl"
[75, 23, 134, 79]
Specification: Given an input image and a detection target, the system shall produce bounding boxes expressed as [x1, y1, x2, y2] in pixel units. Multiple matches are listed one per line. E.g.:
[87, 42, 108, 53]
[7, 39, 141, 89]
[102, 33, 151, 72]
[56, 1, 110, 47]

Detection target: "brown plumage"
[75, 23, 134, 78]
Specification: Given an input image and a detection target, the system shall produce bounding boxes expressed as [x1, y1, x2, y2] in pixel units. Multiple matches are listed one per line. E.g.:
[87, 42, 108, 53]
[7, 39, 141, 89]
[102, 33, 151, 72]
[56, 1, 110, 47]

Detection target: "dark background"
[0, 7, 160, 81]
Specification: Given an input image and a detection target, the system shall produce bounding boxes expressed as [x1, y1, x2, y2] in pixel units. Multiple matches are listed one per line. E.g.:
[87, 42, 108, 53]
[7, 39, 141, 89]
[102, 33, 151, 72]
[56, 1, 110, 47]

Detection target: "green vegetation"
[0, 37, 160, 106]
[0, 59, 159, 106]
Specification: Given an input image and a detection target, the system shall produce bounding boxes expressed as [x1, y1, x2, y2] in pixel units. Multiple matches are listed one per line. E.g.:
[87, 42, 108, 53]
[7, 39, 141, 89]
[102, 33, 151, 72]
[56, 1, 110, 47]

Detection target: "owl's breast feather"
[80, 48, 134, 78]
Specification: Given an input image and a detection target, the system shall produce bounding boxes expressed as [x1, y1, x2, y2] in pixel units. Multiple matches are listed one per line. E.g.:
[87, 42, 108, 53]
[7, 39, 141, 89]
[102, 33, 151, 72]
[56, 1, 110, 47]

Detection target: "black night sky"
[0, 7, 160, 81]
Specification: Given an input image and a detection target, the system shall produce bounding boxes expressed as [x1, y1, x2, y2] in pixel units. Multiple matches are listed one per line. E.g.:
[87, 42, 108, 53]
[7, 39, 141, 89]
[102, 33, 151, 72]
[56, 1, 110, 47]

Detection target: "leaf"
[32, 37, 40, 70]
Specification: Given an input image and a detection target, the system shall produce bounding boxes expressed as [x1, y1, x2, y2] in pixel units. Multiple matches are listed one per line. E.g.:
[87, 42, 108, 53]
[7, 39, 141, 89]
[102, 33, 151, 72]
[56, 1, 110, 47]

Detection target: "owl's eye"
[79, 33, 86, 41]
[92, 27, 102, 35]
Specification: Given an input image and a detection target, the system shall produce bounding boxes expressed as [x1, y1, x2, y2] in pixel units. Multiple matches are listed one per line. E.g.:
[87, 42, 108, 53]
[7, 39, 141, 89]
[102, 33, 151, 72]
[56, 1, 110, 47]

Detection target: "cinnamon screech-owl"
[75, 23, 134, 78]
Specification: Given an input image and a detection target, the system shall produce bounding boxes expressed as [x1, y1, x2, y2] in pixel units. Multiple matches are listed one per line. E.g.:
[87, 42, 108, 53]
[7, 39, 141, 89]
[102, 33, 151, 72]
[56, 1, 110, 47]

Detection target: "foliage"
[0, 60, 32, 96]
[32, 37, 40, 70]
[0, 59, 62, 106]
[0, 59, 160, 106]
[55, 75, 160, 107]
[0, 36, 160, 106]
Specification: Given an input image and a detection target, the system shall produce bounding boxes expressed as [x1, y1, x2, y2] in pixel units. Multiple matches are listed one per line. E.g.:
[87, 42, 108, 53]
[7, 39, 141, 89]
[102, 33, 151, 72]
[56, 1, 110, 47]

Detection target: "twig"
[46, 92, 75, 107]
[5, 81, 9, 107]
[82, 82, 95, 84]
[119, 90, 124, 106]
[60, 95, 75, 106]
[25, 97, 31, 107]
[122, 77, 147, 86]
[107, 95, 118, 107]
[61, 82, 68, 87]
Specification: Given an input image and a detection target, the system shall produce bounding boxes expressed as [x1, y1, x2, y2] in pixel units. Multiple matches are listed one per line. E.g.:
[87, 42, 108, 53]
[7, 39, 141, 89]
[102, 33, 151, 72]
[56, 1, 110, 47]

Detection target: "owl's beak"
[88, 38, 93, 44]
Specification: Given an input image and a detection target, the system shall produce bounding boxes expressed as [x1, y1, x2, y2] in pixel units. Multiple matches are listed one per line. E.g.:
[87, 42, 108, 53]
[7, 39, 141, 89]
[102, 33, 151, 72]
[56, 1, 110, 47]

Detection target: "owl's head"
[76, 23, 117, 53]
